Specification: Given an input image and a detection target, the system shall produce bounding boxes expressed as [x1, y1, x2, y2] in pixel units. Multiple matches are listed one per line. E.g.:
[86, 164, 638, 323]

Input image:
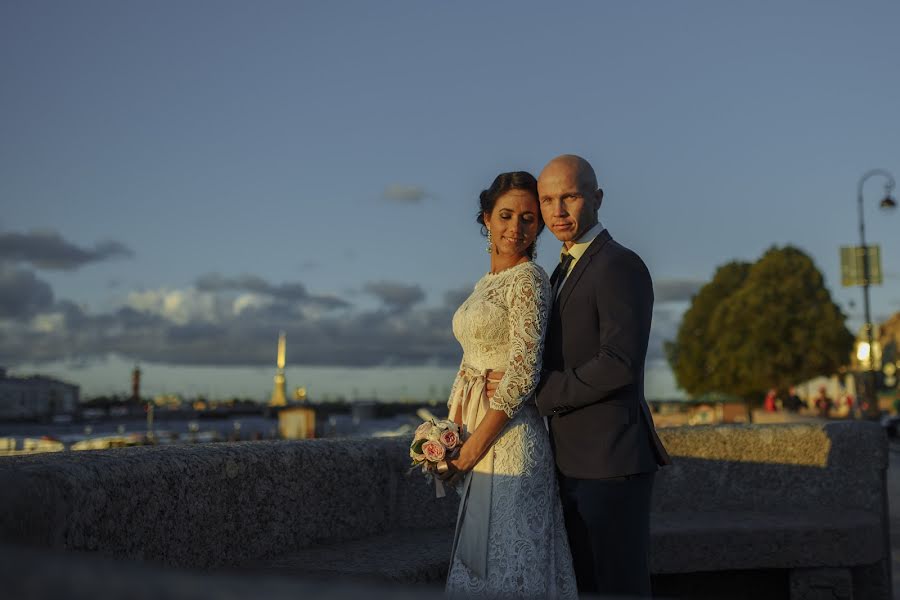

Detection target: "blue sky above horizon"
[2, 1, 899, 400]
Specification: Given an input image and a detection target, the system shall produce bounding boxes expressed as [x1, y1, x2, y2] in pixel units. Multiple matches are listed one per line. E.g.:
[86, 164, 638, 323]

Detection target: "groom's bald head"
[540, 155, 598, 196]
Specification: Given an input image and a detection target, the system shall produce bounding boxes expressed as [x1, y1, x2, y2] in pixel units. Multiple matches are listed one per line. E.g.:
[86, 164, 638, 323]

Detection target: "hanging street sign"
[841, 245, 883, 287]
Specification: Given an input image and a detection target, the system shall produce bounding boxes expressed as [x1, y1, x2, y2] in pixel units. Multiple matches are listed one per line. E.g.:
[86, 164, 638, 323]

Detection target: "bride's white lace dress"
[444, 261, 577, 599]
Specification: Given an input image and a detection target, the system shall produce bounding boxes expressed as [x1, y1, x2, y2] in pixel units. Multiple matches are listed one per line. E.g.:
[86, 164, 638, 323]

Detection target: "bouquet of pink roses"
[409, 417, 462, 498]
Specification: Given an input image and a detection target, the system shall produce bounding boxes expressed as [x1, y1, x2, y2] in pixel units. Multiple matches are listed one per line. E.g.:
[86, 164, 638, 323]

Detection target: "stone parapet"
[655, 422, 887, 515]
[651, 421, 890, 599]
[0, 421, 890, 599]
[0, 437, 458, 569]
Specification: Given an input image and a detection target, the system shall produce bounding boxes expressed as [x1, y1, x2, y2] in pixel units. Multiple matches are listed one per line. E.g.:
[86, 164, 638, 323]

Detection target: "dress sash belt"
[448, 363, 497, 580]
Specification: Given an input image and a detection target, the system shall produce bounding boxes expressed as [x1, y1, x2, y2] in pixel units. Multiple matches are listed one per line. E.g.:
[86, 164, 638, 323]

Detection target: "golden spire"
[269, 332, 288, 407]
[276, 331, 286, 369]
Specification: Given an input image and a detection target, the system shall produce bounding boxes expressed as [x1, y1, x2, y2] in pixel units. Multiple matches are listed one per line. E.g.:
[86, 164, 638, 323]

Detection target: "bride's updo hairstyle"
[476, 171, 544, 258]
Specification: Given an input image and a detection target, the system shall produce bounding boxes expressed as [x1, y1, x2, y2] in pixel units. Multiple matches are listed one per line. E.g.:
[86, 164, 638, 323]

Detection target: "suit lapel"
[557, 229, 612, 313]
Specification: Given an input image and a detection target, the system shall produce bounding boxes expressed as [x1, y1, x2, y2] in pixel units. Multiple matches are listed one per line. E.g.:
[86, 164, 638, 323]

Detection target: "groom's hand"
[484, 370, 505, 399]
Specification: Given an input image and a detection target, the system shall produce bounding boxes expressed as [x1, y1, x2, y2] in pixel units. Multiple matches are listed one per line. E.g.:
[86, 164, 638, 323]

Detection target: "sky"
[2, 1, 899, 401]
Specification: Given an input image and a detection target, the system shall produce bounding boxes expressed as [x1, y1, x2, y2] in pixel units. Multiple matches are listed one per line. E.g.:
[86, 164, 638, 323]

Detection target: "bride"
[442, 171, 576, 598]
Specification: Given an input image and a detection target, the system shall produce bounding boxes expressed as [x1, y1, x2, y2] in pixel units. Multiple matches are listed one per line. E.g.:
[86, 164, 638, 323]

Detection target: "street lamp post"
[856, 169, 897, 417]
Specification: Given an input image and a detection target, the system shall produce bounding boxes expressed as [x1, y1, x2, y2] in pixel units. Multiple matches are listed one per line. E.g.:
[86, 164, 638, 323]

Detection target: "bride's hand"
[440, 461, 464, 483]
[437, 465, 463, 486]
[446, 440, 478, 474]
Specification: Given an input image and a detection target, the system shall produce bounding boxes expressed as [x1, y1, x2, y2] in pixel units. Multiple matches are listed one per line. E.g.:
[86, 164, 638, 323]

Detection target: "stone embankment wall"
[0, 421, 891, 599]
[0, 437, 458, 568]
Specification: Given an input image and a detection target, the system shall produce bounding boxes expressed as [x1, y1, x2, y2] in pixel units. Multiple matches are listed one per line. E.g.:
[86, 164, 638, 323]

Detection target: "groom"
[488, 154, 670, 596]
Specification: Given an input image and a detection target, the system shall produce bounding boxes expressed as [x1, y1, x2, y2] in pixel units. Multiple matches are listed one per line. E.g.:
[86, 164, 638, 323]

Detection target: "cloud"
[0, 265, 54, 318]
[382, 184, 429, 203]
[443, 284, 474, 310]
[195, 273, 350, 310]
[127, 288, 227, 325]
[654, 278, 705, 303]
[0, 272, 463, 369]
[0, 230, 133, 270]
[647, 307, 679, 361]
[363, 281, 426, 312]
[647, 305, 684, 362]
[0, 260, 695, 372]
[0, 301, 459, 369]
[31, 312, 66, 333]
[0, 260, 702, 371]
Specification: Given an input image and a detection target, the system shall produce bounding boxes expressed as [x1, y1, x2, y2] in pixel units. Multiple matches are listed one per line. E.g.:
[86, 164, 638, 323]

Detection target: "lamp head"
[880, 195, 897, 210]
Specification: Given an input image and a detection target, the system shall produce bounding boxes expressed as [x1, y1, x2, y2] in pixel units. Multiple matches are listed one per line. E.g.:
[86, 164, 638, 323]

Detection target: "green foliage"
[665, 261, 751, 397]
[666, 246, 854, 400]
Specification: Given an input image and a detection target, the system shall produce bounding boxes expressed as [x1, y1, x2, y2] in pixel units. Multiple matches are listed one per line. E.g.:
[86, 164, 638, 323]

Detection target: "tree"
[667, 246, 854, 403]
[664, 261, 751, 397]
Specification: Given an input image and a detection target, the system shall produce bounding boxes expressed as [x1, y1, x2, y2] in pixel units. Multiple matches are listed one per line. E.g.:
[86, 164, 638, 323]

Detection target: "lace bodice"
[448, 261, 550, 418]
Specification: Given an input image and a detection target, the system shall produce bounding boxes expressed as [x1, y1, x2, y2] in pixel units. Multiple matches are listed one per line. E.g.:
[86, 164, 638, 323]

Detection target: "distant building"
[848, 311, 900, 397]
[0, 367, 80, 420]
[131, 364, 142, 401]
[153, 394, 184, 409]
[879, 312, 899, 374]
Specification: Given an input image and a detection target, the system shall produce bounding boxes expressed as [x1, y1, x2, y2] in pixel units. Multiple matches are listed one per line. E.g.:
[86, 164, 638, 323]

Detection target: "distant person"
[813, 387, 832, 418]
[844, 394, 855, 417]
[764, 388, 778, 412]
[484, 155, 670, 597]
[442, 171, 576, 597]
[784, 387, 803, 413]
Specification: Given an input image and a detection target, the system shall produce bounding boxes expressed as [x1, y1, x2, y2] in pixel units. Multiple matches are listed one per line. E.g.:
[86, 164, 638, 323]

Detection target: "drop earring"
[486, 229, 493, 253]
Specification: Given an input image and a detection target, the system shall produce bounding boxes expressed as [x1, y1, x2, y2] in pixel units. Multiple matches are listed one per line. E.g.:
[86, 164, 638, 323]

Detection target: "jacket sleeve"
[535, 251, 653, 416]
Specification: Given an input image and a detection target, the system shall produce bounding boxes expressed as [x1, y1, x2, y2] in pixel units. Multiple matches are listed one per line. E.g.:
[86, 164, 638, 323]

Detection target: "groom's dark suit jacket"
[535, 230, 671, 479]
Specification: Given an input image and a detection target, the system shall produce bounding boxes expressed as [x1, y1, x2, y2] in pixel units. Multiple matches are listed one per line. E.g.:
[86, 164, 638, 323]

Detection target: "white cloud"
[232, 293, 272, 316]
[31, 312, 65, 333]
[1, 274, 463, 369]
[127, 288, 222, 325]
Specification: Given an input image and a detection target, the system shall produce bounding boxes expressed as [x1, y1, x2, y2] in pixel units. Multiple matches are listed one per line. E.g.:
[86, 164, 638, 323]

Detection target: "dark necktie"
[549, 253, 574, 301]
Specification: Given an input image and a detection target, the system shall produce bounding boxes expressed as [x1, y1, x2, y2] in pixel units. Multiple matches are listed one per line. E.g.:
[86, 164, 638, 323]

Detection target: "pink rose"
[439, 429, 459, 450]
[421, 439, 446, 462]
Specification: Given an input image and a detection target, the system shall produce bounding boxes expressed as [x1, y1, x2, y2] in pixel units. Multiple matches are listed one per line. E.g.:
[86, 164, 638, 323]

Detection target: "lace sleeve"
[489, 265, 550, 418]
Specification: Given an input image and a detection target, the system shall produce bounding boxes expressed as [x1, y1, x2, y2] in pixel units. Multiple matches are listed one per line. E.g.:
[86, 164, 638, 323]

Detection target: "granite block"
[236, 526, 454, 584]
[650, 510, 882, 573]
[0, 542, 445, 600]
[0, 437, 459, 569]
[789, 567, 853, 600]
[654, 421, 888, 514]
